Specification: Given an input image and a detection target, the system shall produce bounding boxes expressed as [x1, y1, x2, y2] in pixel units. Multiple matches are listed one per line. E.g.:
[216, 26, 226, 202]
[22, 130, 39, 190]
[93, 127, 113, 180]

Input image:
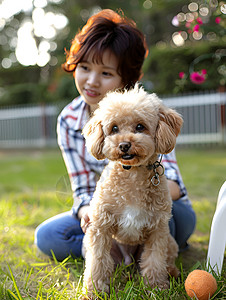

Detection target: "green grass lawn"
[0, 148, 225, 299]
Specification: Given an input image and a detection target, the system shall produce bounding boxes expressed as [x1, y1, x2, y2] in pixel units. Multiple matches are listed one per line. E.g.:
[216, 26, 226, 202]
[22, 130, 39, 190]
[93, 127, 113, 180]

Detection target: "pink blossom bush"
[190, 70, 207, 84]
[215, 17, 221, 24]
[196, 17, 203, 24]
[177, 70, 207, 87]
[193, 24, 200, 32]
[179, 72, 185, 79]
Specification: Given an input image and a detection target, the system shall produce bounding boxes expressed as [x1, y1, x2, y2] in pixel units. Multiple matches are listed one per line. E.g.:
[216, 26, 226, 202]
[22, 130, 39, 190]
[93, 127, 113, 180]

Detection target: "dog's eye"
[136, 124, 145, 132]
[111, 125, 119, 134]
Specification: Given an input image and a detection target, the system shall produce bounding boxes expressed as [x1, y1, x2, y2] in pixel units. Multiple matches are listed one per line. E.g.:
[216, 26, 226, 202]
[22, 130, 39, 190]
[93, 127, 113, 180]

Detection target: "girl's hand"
[78, 205, 91, 233]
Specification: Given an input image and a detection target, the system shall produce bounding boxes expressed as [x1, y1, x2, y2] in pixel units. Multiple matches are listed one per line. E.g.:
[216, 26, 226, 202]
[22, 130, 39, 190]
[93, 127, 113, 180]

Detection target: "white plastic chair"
[206, 181, 226, 275]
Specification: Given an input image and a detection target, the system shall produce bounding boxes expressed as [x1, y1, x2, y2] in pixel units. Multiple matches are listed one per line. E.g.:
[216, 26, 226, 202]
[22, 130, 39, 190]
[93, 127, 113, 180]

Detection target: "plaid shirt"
[57, 96, 189, 216]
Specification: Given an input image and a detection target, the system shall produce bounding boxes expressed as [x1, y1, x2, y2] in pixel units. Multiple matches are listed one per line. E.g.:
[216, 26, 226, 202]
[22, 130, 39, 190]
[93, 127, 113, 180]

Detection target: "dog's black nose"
[119, 142, 131, 153]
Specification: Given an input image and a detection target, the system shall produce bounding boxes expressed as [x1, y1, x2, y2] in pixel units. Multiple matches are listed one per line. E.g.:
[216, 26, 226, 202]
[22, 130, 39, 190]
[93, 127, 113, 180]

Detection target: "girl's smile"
[84, 88, 101, 98]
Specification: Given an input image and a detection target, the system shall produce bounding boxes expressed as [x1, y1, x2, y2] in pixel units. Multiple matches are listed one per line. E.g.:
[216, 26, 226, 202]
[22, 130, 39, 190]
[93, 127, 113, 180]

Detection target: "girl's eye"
[81, 65, 88, 71]
[136, 124, 145, 132]
[102, 71, 112, 77]
[111, 125, 119, 134]
[78, 63, 88, 71]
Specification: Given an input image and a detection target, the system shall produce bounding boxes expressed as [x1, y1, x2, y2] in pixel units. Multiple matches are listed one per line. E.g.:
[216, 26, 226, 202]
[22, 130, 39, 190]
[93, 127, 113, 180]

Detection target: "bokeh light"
[220, 3, 226, 14]
[193, 31, 203, 40]
[186, 13, 195, 22]
[0, 0, 68, 68]
[199, 4, 209, 16]
[188, 2, 199, 12]
[177, 12, 186, 22]
[172, 32, 185, 46]
[143, 0, 152, 9]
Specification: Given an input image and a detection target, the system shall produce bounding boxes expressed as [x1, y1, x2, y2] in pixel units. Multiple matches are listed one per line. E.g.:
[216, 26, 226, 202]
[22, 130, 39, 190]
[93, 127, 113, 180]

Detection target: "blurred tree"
[167, 0, 226, 93]
[0, 0, 225, 105]
[143, 41, 226, 94]
[0, 0, 187, 105]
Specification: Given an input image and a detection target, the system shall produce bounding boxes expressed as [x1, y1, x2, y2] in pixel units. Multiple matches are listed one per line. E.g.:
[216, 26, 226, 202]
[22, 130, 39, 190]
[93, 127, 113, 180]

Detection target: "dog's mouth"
[121, 154, 136, 170]
[121, 154, 135, 160]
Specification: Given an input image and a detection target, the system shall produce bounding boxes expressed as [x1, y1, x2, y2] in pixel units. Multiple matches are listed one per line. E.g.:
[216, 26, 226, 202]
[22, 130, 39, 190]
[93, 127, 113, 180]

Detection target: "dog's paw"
[81, 280, 109, 300]
[157, 280, 170, 290]
[79, 288, 98, 300]
[167, 265, 180, 279]
[144, 277, 170, 290]
[96, 280, 110, 294]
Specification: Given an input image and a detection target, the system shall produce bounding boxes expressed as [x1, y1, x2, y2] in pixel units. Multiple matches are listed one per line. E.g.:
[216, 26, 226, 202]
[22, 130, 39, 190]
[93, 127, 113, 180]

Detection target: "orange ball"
[185, 270, 217, 300]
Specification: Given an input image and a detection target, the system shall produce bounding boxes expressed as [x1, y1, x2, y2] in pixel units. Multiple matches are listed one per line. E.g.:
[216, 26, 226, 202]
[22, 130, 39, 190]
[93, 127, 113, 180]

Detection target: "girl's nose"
[87, 72, 100, 87]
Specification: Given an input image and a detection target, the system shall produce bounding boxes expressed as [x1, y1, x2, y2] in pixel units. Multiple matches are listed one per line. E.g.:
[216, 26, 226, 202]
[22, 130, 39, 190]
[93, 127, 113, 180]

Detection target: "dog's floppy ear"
[82, 115, 105, 160]
[155, 105, 183, 154]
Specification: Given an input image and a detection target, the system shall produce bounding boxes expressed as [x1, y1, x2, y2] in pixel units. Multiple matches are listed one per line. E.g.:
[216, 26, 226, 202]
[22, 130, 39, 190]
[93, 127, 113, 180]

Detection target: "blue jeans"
[169, 199, 196, 251]
[35, 199, 196, 261]
[35, 211, 84, 261]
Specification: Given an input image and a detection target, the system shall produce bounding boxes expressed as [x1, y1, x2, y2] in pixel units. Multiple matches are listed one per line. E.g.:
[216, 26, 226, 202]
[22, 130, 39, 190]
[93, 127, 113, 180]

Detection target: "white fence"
[0, 92, 225, 148]
[0, 103, 61, 148]
[163, 92, 226, 146]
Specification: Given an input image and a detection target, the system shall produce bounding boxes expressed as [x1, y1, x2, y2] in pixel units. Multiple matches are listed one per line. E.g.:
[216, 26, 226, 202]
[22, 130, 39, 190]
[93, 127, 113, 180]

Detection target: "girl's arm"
[167, 180, 181, 201]
[162, 149, 187, 201]
[57, 110, 104, 217]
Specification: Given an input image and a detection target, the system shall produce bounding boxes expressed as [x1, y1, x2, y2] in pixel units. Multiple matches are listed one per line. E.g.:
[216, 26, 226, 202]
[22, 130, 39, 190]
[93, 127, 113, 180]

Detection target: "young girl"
[35, 9, 196, 262]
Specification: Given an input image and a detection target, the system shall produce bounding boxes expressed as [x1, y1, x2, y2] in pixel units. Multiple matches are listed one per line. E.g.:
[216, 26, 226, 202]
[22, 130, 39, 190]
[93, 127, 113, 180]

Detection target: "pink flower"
[196, 17, 203, 24]
[179, 72, 185, 79]
[193, 24, 200, 32]
[185, 22, 191, 28]
[215, 17, 221, 24]
[190, 71, 206, 84]
[201, 69, 207, 75]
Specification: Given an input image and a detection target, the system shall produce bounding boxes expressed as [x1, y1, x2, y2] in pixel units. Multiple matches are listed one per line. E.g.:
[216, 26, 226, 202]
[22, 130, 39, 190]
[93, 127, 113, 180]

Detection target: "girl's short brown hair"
[62, 9, 148, 89]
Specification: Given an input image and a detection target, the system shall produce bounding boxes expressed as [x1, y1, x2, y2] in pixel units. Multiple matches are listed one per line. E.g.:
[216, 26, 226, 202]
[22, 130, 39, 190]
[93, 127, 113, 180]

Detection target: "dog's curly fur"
[81, 85, 183, 298]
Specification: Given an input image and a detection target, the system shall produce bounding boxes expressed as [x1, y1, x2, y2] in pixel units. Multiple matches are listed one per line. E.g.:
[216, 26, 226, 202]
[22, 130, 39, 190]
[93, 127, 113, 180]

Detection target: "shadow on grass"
[178, 244, 207, 272]
[178, 241, 226, 280]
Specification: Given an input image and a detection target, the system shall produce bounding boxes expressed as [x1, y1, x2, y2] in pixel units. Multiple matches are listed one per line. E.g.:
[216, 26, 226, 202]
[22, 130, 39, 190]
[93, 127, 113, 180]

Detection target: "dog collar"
[122, 155, 164, 186]
[146, 155, 164, 186]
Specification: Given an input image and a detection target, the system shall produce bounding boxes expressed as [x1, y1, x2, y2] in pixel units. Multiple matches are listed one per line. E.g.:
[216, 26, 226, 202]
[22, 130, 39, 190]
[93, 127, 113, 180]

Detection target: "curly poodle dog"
[81, 85, 182, 298]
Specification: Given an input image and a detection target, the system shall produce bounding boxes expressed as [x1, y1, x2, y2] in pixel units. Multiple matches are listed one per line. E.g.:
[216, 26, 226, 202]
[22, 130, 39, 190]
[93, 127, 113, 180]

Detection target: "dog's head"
[82, 85, 183, 167]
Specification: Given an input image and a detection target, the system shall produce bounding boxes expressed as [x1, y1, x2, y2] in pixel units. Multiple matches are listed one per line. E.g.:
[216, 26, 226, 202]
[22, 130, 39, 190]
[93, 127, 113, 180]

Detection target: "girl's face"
[75, 50, 123, 110]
